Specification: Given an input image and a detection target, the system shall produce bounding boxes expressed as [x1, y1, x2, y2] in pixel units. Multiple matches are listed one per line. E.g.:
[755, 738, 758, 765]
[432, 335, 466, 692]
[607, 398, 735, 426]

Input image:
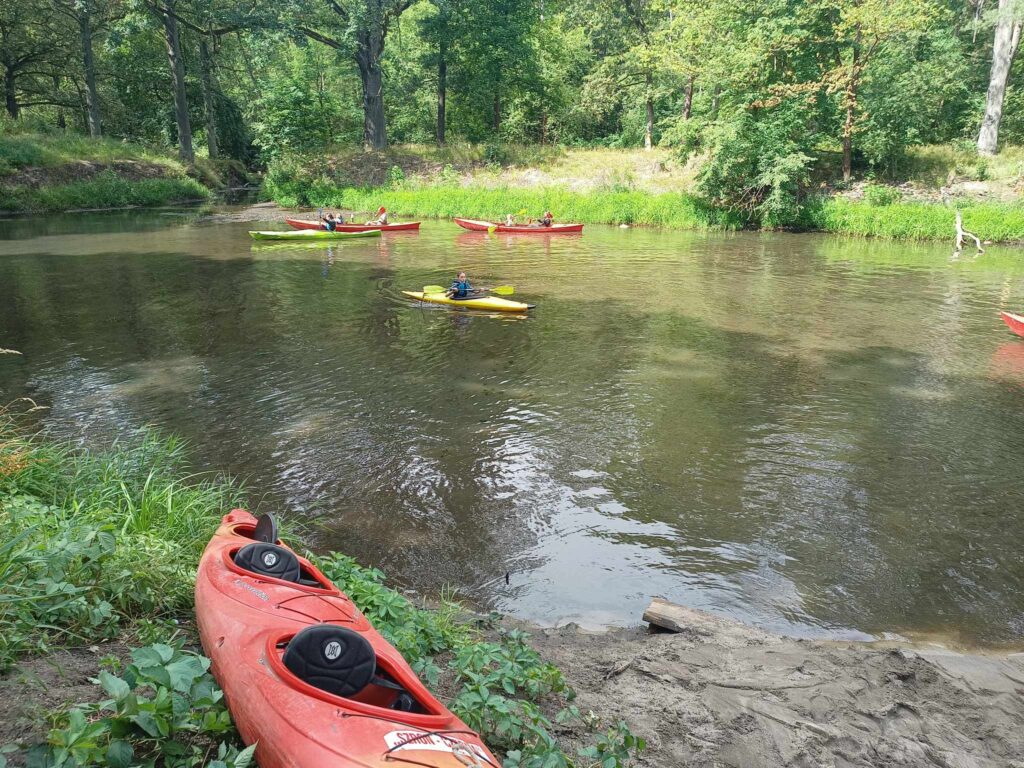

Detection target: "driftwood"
[643, 597, 699, 633]
[954, 209, 985, 256]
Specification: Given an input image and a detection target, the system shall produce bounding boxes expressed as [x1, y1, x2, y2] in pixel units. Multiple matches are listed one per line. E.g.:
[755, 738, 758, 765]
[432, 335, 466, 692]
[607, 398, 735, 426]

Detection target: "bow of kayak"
[403, 290, 535, 312]
[1001, 311, 1024, 337]
[249, 229, 382, 241]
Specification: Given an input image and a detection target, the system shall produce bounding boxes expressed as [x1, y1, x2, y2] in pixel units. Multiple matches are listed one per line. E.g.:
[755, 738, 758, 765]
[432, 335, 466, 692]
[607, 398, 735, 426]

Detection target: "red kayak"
[454, 217, 584, 234]
[195, 509, 499, 768]
[1001, 311, 1024, 337]
[285, 217, 421, 232]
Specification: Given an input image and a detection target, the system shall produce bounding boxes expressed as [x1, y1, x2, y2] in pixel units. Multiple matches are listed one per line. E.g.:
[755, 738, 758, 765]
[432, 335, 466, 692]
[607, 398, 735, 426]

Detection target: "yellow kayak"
[402, 290, 534, 312]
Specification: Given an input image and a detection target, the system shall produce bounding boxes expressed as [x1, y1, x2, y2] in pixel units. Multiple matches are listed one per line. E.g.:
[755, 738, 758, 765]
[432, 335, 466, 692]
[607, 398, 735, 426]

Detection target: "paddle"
[421, 284, 515, 296]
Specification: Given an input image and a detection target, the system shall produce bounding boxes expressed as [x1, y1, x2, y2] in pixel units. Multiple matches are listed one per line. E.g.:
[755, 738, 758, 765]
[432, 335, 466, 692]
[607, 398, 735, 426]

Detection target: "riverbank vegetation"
[5, 0, 1024, 233]
[0, 415, 643, 767]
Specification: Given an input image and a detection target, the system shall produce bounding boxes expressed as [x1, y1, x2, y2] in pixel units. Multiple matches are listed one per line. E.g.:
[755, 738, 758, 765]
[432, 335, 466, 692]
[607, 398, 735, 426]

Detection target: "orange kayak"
[195, 509, 499, 768]
[285, 217, 421, 232]
[454, 217, 584, 234]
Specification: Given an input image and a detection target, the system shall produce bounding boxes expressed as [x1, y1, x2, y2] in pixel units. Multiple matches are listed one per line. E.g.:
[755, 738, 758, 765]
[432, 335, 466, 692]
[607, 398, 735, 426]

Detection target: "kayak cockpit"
[230, 541, 334, 589]
[268, 625, 448, 719]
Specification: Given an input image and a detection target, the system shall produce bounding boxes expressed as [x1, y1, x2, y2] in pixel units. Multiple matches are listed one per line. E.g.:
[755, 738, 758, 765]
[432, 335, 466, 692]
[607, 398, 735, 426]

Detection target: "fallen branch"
[954, 210, 984, 256]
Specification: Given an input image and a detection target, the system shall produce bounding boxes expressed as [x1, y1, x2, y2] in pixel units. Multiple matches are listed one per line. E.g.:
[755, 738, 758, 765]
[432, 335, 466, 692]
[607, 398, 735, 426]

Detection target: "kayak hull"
[403, 290, 534, 312]
[250, 229, 382, 241]
[454, 217, 583, 234]
[285, 217, 421, 232]
[1001, 311, 1024, 338]
[195, 509, 498, 768]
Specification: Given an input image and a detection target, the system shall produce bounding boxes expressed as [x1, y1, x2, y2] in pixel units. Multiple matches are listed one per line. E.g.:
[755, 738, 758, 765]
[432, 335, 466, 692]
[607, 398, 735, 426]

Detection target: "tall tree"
[297, 0, 414, 150]
[978, 0, 1023, 154]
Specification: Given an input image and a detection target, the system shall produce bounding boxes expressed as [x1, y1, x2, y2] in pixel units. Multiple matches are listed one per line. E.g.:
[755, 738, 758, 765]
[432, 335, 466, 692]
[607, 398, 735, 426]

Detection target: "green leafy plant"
[29, 642, 250, 768]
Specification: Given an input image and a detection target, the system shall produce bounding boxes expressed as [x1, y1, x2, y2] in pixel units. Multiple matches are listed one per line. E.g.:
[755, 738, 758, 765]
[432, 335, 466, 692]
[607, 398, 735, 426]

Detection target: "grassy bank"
[264, 144, 1024, 242]
[0, 133, 222, 213]
[0, 415, 642, 768]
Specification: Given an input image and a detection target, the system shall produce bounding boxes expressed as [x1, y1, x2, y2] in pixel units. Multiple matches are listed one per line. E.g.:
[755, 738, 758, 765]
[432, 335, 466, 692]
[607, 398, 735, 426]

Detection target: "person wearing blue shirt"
[447, 271, 472, 298]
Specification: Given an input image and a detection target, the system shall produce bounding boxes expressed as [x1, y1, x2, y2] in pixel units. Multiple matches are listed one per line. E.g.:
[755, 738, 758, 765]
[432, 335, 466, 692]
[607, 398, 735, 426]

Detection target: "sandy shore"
[531, 605, 1024, 768]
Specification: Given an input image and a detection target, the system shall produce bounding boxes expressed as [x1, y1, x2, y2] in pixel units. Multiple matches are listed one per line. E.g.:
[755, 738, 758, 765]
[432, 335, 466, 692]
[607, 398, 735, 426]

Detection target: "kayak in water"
[402, 290, 535, 312]
[285, 217, 421, 232]
[454, 217, 583, 234]
[249, 229, 382, 241]
[1001, 311, 1024, 337]
[195, 509, 500, 768]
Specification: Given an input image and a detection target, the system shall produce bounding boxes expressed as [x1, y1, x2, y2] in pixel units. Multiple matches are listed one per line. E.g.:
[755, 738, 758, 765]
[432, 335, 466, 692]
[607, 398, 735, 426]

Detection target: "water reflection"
[2, 212, 1024, 645]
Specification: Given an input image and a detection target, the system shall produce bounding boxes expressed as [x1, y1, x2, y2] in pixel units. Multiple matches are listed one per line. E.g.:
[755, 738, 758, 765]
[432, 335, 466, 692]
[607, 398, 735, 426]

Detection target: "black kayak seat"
[283, 625, 376, 698]
[234, 542, 302, 583]
[252, 512, 279, 543]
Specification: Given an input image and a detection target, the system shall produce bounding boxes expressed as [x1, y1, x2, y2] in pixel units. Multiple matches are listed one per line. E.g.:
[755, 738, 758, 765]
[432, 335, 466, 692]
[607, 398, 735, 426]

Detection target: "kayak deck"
[403, 290, 534, 312]
[454, 217, 584, 234]
[1001, 311, 1024, 337]
[250, 229, 382, 241]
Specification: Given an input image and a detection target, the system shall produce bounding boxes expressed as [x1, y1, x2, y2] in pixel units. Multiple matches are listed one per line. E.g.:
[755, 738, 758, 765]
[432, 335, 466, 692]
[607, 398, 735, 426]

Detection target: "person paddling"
[367, 206, 389, 226]
[446, 271, 472, 299]
[321, 213, 339, 232]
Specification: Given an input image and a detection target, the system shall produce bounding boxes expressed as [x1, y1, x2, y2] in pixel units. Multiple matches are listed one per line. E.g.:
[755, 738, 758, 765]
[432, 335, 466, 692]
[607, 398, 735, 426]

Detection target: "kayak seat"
[234, 542, 302, 583]
[283, 625, 376, 698]
[252, 512, 279, 543]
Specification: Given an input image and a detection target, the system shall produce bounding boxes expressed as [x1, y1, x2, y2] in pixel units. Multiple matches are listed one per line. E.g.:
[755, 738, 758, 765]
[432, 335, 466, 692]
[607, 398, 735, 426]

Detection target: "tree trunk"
[493, 92, 501, 132]
[53, 76, 66, 130]
[355, 38, 387, 150]
[79, 2, 102, 137]
[978, 0, 1023, 155]
[683, 74, 694, 120]
[644, 71, 654, 150]
[4, 67, 18, 119]
[199, 36, 219, 159]
[842, 55, 860, 182]
[436, 43, 446, 146]
[160, 6, 194, 163]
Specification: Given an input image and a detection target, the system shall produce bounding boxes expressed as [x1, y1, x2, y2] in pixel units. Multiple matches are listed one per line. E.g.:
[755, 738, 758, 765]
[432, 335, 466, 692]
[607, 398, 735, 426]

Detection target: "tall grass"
[799, 196, 1024, 241]
[1, 173, 210, 213]
[0, 132, 182, 176]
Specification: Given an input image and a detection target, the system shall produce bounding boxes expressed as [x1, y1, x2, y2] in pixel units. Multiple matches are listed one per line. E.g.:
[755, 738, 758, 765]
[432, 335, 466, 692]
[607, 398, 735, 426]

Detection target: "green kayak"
[249, 229, 382, 241]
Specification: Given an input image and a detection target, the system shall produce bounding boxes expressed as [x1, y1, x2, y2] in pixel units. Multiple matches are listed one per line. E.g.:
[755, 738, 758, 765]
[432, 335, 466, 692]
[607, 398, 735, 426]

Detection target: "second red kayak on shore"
[454, 217, 584, 234]
[195, 509, 499, 768]
[285, 217, 421, 232]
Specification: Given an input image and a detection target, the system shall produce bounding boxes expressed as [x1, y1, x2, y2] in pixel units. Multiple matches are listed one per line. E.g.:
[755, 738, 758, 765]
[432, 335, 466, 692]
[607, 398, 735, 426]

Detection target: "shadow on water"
[2, 212, 1024, 645]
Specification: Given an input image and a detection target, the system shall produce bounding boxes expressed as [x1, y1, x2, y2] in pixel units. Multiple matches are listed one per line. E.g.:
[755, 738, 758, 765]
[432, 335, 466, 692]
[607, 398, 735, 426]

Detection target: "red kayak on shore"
[195, 509, 499, 768]
[285, 217, 421, 232]
[454, 217, 584, 234]
[1001, 311, 1024, 337]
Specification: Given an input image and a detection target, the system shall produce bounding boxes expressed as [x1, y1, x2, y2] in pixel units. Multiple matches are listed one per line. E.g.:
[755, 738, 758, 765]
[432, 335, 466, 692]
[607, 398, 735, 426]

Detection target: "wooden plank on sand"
[642, 597, 696, 633]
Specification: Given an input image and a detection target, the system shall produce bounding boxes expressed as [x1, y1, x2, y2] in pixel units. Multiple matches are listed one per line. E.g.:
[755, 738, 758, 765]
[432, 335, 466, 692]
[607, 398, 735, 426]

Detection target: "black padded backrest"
[234, 542, 301, 583]
[252, 513, 279, 543]
[282, 625, 376, 698]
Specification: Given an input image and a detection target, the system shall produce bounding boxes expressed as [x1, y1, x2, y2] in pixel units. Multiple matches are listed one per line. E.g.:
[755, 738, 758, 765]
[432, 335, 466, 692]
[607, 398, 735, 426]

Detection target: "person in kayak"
[528, 211, 553, 228]
[366, 206, 388, 225]
[321, 213, 339, 232]
[505, 213, 516, 227]
[446, 271, 472, 299]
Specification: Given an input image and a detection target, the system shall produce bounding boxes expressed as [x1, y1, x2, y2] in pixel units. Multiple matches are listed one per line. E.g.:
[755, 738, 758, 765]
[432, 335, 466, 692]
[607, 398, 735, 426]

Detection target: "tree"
[978, 0, 1024, 154]
[52, 0, 120, 137]
[297, 0, 414, 150]
[0, 0, 71, 119]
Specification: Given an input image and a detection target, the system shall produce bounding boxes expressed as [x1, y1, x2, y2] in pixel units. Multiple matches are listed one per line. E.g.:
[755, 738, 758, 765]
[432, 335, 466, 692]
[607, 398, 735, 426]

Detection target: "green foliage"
[862, 184, 902, 206]
[2, 175, 210, 213]
[30, 642, 253, 768]
[0, 426, 242, 669]
[800, 197, 1024, 240]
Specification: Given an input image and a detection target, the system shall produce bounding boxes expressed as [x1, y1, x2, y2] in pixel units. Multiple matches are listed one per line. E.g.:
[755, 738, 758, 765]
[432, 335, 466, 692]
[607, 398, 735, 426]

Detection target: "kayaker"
[367, 206, 388, 225]
[446, 271, 472, 299]
[321, 213, 339, 232]
[505, 214, 516, 226]
[540, 210, 553, 227]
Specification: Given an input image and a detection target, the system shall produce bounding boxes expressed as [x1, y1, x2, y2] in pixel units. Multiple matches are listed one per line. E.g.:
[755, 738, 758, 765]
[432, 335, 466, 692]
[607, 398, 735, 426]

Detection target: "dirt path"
[529, 605, 1024, 768]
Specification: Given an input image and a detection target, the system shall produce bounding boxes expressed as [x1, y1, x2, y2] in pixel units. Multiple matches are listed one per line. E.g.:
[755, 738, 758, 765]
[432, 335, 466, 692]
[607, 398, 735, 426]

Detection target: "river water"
[2, 209, 1024, 646]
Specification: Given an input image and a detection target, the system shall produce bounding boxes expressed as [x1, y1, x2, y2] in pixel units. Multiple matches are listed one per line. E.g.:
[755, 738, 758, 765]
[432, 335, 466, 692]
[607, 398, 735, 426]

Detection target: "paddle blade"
[491, 285, 515, 295]
[487, 225, 498, 234]
[516, 209, 527, 216]
[422, 285, 446, 294]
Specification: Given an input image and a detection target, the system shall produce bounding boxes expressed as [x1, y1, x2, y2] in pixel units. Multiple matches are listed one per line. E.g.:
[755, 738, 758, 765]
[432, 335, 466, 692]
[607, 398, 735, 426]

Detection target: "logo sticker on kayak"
[384, 731, 488, 760]
[323, 641, 342, 660]
[262, 551, 279, 567]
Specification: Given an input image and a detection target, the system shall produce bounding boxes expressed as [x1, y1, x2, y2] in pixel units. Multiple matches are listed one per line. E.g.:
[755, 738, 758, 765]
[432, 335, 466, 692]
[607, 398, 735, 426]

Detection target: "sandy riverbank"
[530, 605, 1024, 767]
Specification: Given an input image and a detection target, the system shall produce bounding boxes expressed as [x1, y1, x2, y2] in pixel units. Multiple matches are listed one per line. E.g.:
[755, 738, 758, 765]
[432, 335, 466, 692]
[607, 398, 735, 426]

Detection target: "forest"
[3, 0, 1024, 221]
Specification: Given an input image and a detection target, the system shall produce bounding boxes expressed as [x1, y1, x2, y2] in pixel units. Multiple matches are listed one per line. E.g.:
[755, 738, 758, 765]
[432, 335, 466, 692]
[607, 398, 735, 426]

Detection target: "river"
[2, 208, 1023, 646]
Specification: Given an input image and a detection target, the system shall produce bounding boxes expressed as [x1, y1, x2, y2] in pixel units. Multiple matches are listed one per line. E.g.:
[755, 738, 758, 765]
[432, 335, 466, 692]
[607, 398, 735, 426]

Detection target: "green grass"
[800, 197, 1024, 241]
[1, 172, 210, 213]
[0, 132, 180, 177]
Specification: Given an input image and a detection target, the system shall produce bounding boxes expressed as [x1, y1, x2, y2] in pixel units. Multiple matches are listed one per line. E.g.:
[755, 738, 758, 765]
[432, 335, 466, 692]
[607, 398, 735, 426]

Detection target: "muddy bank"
[531, 605, 1024, 768]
